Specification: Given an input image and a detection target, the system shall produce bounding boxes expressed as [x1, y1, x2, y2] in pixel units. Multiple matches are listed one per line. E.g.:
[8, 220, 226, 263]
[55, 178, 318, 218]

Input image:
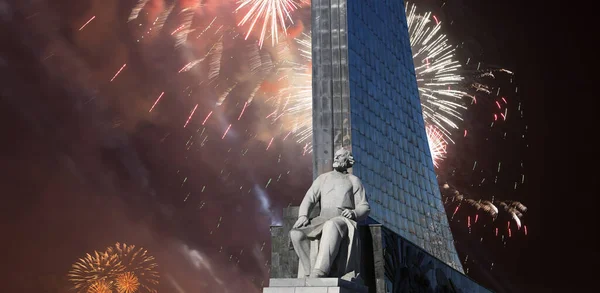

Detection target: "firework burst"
[407, 3, 470, 145]
[67, 251, 124, 292]
[88, 279, 113, 293]
[236, 0, 301, 48]
[116, 272, 141, 293]
[68, 243, 158, 293]
[277, 32, 312, 145]
[442, 183, 527, 228]
[106, 243, 159, 293]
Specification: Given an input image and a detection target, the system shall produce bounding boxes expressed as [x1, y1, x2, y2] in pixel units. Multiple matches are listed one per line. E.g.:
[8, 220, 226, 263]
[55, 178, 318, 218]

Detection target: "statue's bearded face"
[332, 148, 354, 169]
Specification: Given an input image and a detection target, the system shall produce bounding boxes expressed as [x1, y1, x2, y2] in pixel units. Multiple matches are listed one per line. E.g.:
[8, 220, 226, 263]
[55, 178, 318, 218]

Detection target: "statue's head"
[332, 147, 354, 170]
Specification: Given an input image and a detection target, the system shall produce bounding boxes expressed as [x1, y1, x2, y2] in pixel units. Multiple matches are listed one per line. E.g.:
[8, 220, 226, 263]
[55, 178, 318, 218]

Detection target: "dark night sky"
[450, 0, 596, 291]
[0, 0, 594, 292]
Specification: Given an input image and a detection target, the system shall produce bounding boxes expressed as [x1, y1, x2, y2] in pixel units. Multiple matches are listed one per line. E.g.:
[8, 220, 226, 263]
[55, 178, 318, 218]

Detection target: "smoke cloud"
[0, 0, 312, 291]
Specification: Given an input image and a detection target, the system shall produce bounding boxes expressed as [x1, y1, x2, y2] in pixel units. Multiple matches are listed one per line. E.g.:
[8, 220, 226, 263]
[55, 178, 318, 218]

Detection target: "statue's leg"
[312, 219, 348, 277]
[289, 229, 311, 277]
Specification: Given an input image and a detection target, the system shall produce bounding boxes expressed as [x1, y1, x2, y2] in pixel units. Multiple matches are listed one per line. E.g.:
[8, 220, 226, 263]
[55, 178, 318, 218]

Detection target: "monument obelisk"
[264, 0, 478, 292]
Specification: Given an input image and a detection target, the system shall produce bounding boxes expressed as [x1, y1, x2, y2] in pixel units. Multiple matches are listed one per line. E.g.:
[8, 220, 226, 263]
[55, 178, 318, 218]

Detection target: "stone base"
[263, 278, 368, 293]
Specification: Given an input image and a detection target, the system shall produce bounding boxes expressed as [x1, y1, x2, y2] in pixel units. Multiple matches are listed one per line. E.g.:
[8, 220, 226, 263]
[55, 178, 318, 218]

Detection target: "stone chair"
[269, 207, 386, 293]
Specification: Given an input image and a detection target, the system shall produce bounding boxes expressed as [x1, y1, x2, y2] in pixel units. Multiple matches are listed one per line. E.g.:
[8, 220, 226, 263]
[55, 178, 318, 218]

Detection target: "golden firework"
[68, 250, 124, 292]
[68, 243, 159, 293]
[106, 243, 159, 292]
[116, 272, 140, 293]
[87, 279, 113, 293]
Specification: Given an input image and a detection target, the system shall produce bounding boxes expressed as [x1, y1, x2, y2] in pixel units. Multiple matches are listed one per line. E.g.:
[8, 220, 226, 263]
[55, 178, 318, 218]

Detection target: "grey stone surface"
[357, 225, 384, 293]
[264, 288, 356, 293]
[270, 207, 302, 278]
[271, 220, 384, 293]
[263, 287, 296, 293]
[295, 288, 328, 293]
[270, 279, 306, 287]
[265, 278, 367, 293]
[311, 0, 351, 179]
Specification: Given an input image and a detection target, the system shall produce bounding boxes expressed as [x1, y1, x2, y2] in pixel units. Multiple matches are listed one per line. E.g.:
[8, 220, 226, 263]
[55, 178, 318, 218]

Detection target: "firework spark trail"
[149, 92, 165, 112]
[246, 83, 262, 104]
[208, 39, 224, 80]
[179, 35, 226, 74]
[78, 16, 95, 31]
[171, 25, 185, 36]
[216, 84, 237, 106]
[202, 111, 213, 125]
[295, 32, 311, 59]
[174, 7, 197, 48]
[222, 124, 232, 139]
[179, 59, 205, 73]
[247, 43, 263, 72]
[110, 63, 127, 82]
[236, 0, 300, 48]
[184, 104, 199, 128]
[426, 125, 447, 168]
[238, 102, 249, 120]
[129, 0, 151, 21]
[146, 3, 176, 38]
[197, 17, 218, 39]
[266, 137, 274, 150]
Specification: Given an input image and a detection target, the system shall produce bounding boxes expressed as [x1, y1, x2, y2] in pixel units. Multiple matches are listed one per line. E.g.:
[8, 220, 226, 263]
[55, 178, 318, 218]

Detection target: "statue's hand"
[341, 209, 356, 220]
[293, 216, 309, 228]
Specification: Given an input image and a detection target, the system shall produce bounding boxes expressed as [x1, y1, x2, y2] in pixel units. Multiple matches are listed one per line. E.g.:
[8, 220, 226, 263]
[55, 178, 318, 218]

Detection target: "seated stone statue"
[289, 147, 370, 279]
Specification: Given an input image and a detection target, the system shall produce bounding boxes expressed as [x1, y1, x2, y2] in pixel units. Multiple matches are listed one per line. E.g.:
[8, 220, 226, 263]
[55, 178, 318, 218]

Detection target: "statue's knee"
[289, 229, 305, 242]
[322, 221, 336, 232]
[323, 220, 346, 234]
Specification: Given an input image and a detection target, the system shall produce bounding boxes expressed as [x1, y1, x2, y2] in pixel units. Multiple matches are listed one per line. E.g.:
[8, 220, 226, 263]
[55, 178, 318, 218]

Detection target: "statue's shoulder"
[315, 172, 332, 182]
[317, 172, 332, 178]
[347, 173, 362, 184]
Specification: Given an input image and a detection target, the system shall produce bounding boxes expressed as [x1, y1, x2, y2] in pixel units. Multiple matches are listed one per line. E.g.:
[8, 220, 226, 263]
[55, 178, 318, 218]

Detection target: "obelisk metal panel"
[311, 0, 463, 271]
[311, 0, 351, 179]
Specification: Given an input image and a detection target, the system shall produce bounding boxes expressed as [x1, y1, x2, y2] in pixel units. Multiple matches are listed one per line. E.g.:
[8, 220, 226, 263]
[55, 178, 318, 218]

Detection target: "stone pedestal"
[263, 278, 368, 293]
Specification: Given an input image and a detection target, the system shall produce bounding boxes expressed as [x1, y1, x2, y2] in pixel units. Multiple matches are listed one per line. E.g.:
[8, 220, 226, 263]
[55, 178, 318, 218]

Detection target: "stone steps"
[263, 278, 368, 293]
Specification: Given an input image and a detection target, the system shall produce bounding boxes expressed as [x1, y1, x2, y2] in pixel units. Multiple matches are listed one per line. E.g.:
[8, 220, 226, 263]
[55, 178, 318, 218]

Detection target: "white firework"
[406, 2, 471, 144]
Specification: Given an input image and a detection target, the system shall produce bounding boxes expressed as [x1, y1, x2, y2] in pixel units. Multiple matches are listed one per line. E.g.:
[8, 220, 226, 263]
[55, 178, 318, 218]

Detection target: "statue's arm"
[298, 175, 322, 218]
[351, 177, 371, 221]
